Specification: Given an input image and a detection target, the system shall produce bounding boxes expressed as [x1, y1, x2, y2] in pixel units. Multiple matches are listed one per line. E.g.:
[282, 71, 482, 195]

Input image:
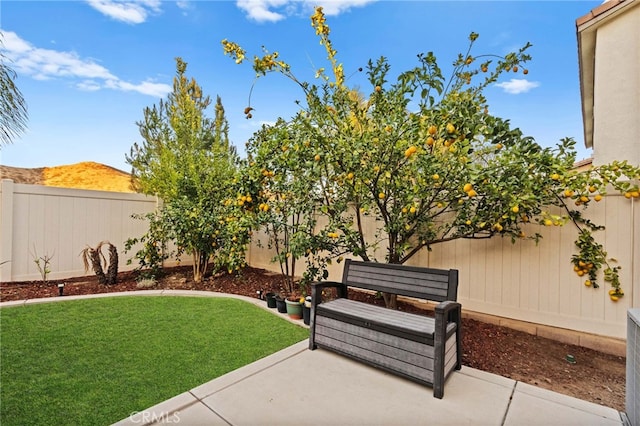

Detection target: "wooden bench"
[308, 259, 461, 399]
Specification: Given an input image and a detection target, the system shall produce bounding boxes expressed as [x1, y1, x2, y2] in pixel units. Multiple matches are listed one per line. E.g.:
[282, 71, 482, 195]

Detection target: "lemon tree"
[240, 118, 340, 294]
[126, 58, 250, 282]
[224, 7, 639, 305]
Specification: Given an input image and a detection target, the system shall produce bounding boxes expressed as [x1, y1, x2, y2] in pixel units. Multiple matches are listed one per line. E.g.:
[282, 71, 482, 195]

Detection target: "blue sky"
[1, 0, 599, 172]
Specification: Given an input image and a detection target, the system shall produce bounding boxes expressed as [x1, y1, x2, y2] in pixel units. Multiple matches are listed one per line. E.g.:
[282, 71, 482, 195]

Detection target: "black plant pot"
[275, 296, 287, 313]
[303, 305, 311, 325]
[265, 292, 277, 309]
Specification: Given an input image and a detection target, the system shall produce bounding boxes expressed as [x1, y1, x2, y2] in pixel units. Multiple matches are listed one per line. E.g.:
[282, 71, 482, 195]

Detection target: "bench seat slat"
[317, 298, 456, 344]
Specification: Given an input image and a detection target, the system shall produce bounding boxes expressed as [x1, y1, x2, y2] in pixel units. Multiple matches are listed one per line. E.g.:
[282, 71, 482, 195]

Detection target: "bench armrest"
[309, 281, 348, 351]
[311, 281, 347, 307]
[434, 300, 462, 327]
[434, 300, 462, 371]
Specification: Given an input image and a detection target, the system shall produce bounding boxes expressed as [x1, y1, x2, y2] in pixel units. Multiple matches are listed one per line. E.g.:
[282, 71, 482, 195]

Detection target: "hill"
[0, 162, 135, 193]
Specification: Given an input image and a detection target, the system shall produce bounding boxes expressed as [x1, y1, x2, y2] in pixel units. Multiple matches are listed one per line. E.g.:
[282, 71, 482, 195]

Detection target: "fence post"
[0, 179, 15, 282]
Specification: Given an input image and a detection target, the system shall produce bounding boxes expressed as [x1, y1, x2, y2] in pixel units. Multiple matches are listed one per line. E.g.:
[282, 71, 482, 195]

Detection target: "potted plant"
[275, 294, 288, 313]
[303, 296, 312, 325]
[285, 295, 304, 320]
[265, 292, 277, 308]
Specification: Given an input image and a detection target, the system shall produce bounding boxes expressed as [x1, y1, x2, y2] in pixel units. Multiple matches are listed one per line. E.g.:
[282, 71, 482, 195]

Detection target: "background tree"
[0, 35, 28, 147]
[127, 58, 249, 282]
[223, 7, 639, 306]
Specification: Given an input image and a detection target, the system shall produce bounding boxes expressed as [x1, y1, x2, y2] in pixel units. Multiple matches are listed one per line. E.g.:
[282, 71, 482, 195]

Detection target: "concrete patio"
[112, 338, 623, 426]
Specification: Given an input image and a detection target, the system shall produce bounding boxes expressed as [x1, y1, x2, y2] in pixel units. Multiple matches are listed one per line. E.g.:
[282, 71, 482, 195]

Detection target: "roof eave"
[576, 28, 595, 149]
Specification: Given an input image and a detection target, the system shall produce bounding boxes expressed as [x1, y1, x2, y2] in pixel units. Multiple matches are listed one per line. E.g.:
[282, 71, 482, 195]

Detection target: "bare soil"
[0, 265, 626, 411]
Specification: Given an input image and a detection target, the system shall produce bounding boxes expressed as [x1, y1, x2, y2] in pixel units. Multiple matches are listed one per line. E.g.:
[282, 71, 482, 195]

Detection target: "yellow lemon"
[404, 146, 417, 158]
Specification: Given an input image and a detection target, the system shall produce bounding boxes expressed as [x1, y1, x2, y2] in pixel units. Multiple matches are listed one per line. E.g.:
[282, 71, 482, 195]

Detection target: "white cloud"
[2, 31, 31, 53]
[313, 0, 375, 16]
[259, 120, 276, 128]
[236, 0, 288, 22]
[107, 79, 171, 98]
[236, 0, 375, 22]
[495, 79, 540, 95]
[77, 80, 102, 91]
[1, 31, 171, 98]
[85, 0, 162, 24]
[176, 0, 192, 12]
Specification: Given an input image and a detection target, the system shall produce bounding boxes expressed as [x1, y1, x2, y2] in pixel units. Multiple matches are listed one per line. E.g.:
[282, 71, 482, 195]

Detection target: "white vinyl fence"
[0, 179, 160, 282]
[2, 178, 638, 339]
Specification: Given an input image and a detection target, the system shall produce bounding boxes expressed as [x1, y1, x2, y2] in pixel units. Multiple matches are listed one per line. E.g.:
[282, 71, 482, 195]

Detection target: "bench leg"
[455, 325, 462, 370]
[434, 307, 454, 399]
[308, 306, 317, 351]
[433, 343, 445, 399]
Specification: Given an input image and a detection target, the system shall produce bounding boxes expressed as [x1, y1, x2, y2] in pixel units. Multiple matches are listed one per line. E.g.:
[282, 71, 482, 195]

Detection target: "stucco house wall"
[577, 0, 640, 166]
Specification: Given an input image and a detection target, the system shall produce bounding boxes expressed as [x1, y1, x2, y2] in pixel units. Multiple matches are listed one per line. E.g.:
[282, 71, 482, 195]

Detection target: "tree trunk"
[90, 248, 107, 285]
[192, 250, 209, 283]
[106, 243, 118, 285]
[382, 245, 400, 309]
[382, 293, 398, 309]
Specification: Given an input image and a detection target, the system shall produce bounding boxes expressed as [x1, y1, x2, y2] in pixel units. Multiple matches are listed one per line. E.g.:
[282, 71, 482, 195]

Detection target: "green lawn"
[0, 296, 309, 425]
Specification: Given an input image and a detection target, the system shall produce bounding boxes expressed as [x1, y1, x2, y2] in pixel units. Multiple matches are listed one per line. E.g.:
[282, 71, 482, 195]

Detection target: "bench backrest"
[342, 259, 458, 302]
